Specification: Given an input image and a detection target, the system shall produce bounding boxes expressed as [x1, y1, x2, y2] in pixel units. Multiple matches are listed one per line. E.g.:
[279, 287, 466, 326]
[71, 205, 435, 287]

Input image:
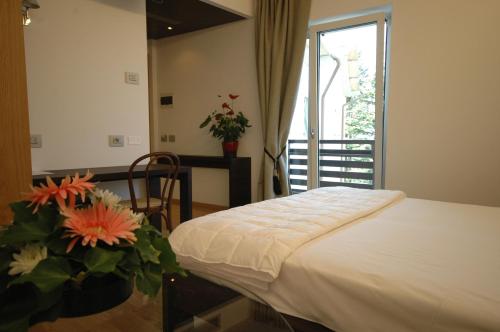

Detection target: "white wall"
[311, 0, 500, 207]
[25, 0, 150, 175]
[151, 19, 263, 206]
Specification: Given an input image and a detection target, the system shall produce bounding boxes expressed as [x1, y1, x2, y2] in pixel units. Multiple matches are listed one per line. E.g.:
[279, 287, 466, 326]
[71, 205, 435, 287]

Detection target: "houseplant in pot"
[200, 94, 251, 158]
[0, 173, 185, 332]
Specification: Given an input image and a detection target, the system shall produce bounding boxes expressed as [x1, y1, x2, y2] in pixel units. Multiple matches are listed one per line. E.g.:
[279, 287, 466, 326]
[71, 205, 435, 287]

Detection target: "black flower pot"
[61, 274, 133, 317]
[30, 275, 133, 325]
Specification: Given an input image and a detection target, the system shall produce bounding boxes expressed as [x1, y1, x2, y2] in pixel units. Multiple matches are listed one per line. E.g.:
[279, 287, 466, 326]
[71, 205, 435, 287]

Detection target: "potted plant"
[0, 173, 185, 332]
[200, 94, 251, 158]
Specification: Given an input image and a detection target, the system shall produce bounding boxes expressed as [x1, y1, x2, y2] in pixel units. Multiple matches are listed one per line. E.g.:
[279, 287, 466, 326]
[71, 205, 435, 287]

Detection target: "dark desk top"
[32, 165, 191, 185]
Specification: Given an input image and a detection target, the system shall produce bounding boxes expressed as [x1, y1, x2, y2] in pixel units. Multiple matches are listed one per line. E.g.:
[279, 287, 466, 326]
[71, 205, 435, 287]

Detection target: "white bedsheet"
[170, 187, 404, 289]
[191, 198, 500, 332]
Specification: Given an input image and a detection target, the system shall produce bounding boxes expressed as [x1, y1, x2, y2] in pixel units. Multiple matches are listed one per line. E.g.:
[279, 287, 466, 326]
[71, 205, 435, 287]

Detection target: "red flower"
[228, 94, 239, 100]
[227, 110, 234, 116]
[215, 113, 223, 120]
[222, 102, 232, 110]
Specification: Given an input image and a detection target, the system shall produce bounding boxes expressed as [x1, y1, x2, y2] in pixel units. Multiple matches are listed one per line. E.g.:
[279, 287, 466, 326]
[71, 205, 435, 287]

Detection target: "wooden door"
[0, 0, 32, 224]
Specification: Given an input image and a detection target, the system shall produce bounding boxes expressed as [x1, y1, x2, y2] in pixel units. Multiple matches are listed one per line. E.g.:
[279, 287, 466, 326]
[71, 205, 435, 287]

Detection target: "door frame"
[307, 13, 387, 189]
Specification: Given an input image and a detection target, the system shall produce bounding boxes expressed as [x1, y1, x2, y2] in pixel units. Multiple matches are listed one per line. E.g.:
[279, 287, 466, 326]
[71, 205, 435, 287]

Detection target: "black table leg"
[163, 275, 176, 332]
[229, 158, 251, 208]
[178, 168, 192, 223]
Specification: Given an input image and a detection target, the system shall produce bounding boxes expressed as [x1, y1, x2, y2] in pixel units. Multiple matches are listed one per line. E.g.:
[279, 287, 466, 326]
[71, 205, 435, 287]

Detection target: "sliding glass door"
[288, 14, 387, 193]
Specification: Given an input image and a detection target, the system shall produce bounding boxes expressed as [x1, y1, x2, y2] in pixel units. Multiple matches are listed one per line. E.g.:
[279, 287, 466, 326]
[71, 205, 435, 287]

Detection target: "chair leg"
[161, 211, 172, 234]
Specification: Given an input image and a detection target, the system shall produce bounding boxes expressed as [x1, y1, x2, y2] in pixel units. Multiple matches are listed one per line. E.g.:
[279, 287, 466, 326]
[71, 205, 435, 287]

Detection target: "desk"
[32, 165, 193, 222]
[160, 155, 251, 208]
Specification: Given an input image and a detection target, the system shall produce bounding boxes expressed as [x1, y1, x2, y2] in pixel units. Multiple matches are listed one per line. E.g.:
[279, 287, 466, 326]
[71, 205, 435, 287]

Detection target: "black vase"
[61, 274, 133, 317]
[30, 275, 133, 325]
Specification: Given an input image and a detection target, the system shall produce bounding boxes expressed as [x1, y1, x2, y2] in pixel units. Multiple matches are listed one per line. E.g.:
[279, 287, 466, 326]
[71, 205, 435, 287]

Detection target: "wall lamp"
[22, 0, 40, 26]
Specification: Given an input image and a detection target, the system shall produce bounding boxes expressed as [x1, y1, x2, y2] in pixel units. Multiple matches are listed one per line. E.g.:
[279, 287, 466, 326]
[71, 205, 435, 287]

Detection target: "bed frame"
[162, 272, 334, 332]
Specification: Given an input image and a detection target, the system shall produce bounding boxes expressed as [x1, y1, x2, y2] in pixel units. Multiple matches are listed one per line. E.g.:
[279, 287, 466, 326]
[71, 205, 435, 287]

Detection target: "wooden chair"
[126, 152, 180, 233]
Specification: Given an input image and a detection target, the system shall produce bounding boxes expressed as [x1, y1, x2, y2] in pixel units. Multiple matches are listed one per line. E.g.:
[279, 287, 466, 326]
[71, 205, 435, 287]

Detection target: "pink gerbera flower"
[59, 171, 95, 207]
[27, 172, 95, 212]
[62, 202, 140, 252]
[27, 176, 63, 212]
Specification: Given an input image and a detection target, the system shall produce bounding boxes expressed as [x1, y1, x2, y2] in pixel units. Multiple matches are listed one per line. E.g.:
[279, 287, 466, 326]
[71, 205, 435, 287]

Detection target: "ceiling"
[146, 0, 246, 40]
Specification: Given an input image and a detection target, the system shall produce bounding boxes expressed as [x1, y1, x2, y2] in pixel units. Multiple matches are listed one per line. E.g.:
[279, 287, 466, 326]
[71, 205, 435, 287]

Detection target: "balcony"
[288, 139, 375, 194]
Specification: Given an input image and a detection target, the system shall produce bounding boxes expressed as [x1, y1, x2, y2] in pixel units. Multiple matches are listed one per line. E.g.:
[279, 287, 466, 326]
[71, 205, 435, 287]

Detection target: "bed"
[167, 187, 500, 332]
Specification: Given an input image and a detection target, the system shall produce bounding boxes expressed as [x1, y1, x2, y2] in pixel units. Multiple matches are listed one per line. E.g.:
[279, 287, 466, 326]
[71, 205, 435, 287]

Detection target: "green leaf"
[134, 229, 160, 264]
[141, 223, 162, 236]
[0, 222, 52, 246]
[199, 115, 212, 128]
[119, 249, 142, 274]
[84, 247, 125, 274]
[9, 201, 36, 225]
[0, 275, 9, 293]
[46, 236, 69, 256]
[152, 237, 186, 276]
[0, 205, 57, 246]
[135, 263, 162, 297]
[10, 257, 71, 293]
[0, 250, 12, 274]
[112, 267, 130, 280]
[36, 205, 59, 228]
[66, 241, 87, 263]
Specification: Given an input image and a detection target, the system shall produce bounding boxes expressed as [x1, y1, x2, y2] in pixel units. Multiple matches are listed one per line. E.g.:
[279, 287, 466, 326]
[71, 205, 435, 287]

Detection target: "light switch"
[160, 95, 173, 108]
[168, 134, 176, 142]
[160, 134, 168, 142]
[124, 72, 139, 85]
[127, 136, 142, 145]
[109, 135, 124, 147]
[31, 134, 42, 148]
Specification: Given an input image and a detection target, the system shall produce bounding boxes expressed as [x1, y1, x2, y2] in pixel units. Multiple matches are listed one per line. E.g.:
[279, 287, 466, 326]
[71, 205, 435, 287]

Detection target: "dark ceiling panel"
[146, 0, 246, 40]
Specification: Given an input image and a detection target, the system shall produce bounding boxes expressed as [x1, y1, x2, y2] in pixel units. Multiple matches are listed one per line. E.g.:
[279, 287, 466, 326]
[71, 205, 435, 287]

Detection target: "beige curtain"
[256, 0, 311, 199]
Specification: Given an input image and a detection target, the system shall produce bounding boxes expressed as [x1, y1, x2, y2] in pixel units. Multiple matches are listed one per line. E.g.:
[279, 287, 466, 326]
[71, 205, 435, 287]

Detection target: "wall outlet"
[168, 134, 176, 142]
[30, 134, 42, 148]
[108, 135, 124, 147]
[160, 134, 168, 143]
[124, 72, 139, 85]
[127, 135, 142, 145]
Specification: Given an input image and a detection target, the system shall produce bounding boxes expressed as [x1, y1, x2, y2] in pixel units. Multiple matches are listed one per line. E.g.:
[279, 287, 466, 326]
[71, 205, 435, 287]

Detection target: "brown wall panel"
[0, 0, 32, 224]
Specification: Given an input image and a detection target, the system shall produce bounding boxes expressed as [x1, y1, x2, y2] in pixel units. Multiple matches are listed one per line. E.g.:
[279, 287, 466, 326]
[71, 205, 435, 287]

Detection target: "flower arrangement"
[199, 94, 251, 142]
[0, 173, 185, 331]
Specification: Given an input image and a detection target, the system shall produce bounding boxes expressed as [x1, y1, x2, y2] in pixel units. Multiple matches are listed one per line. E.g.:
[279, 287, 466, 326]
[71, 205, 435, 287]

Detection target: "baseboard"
[172, 199, 227, 211]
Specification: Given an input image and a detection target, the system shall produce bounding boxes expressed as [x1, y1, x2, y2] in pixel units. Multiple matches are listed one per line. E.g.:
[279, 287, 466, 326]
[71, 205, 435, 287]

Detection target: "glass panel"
[288, 40, 309, 194]
[318, 23, 377, 189]
[170, 274, 294, 332]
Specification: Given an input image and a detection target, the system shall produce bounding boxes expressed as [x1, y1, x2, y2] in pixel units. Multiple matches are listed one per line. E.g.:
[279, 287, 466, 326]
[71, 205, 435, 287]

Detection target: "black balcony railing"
[288, 139, 375, 194]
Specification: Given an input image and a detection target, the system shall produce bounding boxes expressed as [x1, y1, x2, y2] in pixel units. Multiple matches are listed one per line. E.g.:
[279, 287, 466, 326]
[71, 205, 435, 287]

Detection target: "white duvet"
[169, 187, 404, 289]
[248, 198, 500, 332]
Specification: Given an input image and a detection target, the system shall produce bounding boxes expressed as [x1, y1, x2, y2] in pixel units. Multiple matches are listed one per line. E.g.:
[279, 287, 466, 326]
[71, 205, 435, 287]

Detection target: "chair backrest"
[127, 152, 180, 232]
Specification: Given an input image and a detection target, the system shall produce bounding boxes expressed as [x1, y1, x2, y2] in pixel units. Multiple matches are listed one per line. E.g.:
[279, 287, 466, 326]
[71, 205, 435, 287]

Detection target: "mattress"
[170, 187, 404, 290]
[182, 198, 500, 332]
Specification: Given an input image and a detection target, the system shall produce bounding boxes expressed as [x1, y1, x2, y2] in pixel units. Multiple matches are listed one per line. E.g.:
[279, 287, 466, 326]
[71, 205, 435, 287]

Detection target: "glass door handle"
[310, 128, 315, 139]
